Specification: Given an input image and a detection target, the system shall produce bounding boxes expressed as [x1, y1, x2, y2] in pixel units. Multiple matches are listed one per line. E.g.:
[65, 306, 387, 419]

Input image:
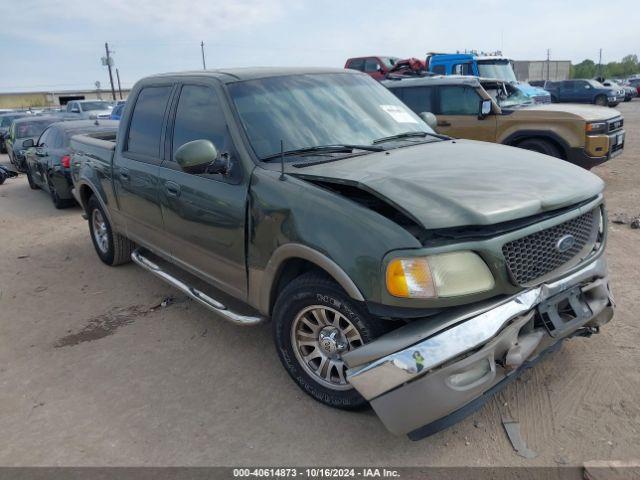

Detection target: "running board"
[131, 249, 265, 326]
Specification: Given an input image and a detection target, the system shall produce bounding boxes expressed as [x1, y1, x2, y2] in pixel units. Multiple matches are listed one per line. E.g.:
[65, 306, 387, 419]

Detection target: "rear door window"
[398, 86, 435, 114]
[439, 86, 480, 115]
[126, 85, 172, 158]
[431, 65, 446, 75]
[364, 58, 381, 73]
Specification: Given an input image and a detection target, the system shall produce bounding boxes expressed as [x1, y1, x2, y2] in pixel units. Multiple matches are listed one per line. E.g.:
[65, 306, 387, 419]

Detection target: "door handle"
[120, 168, 129, 181]
[165, 181, 181, 197]
[437, 120, 451, 127]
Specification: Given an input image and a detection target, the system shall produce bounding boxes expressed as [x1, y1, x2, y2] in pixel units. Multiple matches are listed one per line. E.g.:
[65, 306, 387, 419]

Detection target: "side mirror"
[419, 112, 438, 130]
[22, 138, 34, 148]
[175, 139, 228, 175]
[584, 85, 591, 89]
[478, 99, 492, 119]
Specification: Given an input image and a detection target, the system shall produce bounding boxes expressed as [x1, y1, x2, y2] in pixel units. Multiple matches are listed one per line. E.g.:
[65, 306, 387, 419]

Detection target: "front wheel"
[595, 95, 608, 106]
[87, 195, 135, 266]
[517, 138, 562, 159]
[26, 167, 39, 190]
[273, 272, 388, 410]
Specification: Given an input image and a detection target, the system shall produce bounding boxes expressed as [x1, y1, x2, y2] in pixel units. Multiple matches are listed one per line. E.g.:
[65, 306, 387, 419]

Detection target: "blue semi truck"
[425, 52, 551, 104]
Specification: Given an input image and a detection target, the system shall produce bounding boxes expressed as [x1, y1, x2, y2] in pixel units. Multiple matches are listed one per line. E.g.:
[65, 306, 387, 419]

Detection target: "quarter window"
[439, 86, 480, 115]
[347, 59, 365, 71]
[126, 85, 172, 158]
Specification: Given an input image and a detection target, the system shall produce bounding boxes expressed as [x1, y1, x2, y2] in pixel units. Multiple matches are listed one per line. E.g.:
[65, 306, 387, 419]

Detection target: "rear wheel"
[87, 195, 135, 266]
[273, 272, 388, 410]
[595, 95, 608, 106]
[47, 174, 74, 209]
[517, 138, 563, 159]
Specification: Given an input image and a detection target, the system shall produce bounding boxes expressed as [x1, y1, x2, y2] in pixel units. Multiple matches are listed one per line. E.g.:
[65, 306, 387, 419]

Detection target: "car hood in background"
[521, 103, 621, 121]
[292, 140, 604, 230]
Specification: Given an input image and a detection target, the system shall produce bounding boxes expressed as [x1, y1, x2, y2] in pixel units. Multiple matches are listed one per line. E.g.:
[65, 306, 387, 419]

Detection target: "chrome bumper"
[344, 256, 614, 437]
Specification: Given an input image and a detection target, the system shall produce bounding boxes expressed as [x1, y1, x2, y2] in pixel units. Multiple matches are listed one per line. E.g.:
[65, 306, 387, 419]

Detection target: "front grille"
[502, 210, 598, 285]
[608, 117, 623, 133]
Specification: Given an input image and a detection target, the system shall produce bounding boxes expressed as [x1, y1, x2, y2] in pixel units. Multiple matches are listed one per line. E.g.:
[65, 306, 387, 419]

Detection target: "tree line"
[571, 55, 640, 79]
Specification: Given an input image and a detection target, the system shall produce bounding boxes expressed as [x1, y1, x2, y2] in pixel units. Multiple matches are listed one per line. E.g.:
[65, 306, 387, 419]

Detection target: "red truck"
[345, 56, 427, 80]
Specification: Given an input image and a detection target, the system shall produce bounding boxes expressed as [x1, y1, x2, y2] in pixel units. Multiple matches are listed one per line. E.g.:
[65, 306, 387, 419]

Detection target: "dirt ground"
[0, 103, 639, 469]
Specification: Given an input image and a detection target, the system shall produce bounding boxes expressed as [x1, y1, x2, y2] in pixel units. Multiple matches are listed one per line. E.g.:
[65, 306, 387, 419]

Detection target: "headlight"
[386, 251, 495, 298]
[586, 122, 607, 134]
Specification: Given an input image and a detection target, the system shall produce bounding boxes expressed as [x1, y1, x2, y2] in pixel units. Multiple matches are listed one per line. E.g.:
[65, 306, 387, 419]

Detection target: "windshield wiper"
[372, 131, 447, 144]
[261, 144, 383, 162]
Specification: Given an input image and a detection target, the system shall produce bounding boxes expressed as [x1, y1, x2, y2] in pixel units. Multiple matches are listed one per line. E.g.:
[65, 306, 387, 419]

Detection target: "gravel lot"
[1, 102, 639, 468]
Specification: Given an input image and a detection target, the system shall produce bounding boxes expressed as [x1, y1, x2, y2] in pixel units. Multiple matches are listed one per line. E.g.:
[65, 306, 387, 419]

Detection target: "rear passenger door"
[114, 83, 174, 255]
[157, 82, 248, 299]
[435, 85, 497, 141]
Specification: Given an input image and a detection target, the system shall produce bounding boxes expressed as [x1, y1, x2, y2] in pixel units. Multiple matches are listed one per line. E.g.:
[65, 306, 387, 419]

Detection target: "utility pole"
[116, 68, 123, 100]
[104, 42, 116, 101]
[201, 41, 207, 70]
[546, 48, 550, 82]
[598, 48, 603, 78]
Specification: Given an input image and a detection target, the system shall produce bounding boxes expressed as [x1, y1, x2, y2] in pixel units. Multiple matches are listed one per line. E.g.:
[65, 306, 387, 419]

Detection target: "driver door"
[434, 85, 497, 142]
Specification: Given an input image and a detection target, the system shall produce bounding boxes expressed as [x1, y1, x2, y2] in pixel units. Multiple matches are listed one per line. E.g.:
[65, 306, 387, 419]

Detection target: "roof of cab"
[12, 115, 61, 125]
[146, 67, 356, 83]
[382, 74, 483, 88]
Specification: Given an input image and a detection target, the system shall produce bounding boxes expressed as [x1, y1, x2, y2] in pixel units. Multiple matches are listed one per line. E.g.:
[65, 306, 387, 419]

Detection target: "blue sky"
[1, 0, 637, 93]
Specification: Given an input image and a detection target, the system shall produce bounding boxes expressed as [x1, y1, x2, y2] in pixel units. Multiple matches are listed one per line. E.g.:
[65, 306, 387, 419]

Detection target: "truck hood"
[522, 103, 621, 121]
[291, 140, 604, 230]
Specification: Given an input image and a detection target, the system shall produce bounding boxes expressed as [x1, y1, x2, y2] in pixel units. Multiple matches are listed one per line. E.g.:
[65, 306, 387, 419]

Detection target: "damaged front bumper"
[343, 256, 614, 439]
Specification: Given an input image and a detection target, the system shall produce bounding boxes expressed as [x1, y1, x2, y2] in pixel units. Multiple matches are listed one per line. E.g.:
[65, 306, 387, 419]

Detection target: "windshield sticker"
[380, 105, 418, 124]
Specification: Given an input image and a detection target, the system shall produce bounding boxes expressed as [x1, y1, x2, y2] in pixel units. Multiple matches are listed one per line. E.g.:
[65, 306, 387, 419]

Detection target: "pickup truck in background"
[344, 56, 400, 80]
[384, 75, 626, 169]
[63, 100, 113, 119]
[545, 79, 623, 106]
[70, 67, 614, 439]
[425, 52, 552, 104]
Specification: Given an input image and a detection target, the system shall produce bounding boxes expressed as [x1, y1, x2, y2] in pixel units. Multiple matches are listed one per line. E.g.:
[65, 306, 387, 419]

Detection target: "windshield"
[477, 60, 517, 83]
[16, 120, 52, 138]
[484, 83, 532, 108]
[80, 101, 111, 111]
[587, 80, 605, 88]
[228, 73, 433, 160]
[380, 57, 399, 68]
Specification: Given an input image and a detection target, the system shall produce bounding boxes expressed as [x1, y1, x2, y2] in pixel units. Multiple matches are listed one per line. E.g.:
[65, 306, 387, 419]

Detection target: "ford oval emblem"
[556, 234, 576, 253]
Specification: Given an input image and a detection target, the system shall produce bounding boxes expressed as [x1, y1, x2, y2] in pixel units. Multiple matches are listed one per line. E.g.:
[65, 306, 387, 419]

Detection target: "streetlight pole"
[201, 41, 207, 70]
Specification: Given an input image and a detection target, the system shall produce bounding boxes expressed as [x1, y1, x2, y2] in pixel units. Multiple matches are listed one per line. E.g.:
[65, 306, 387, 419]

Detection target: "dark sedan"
[5, 116, 61, 172]
[24, 119, 119, 208]
[0, 112, 30, 153]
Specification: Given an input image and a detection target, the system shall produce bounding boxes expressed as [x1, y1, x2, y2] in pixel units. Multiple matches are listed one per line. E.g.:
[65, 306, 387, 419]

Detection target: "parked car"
[345, 56, 400, 80]
[109, 102, 125, 120]
[5, 116, 61, 172]
[63, 100, 112, 119]
[24, 119, 119, 208]
[70, 67, 613, 439]
[424, 53, 552, 104]
[598, 79, 636, 102]
[384, 75, 625, 169]
[0, 112, 30, 153]
[545, 79, 622, 106]
[628, 78, 640, 95]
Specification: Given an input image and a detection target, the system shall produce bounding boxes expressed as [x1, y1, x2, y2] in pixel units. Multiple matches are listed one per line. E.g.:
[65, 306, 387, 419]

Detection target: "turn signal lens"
[586, 122, 606, 133]
[386, 258, 435, 298]
[386, 252, 495, 299]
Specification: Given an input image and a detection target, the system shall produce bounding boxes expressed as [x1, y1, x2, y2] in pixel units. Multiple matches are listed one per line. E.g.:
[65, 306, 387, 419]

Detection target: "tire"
[87, 195, 135, 266]
[25, 167, 39, 190]
[517, 138, 563, 159]
[47, 174, 74, 209]
[272, 272, 388, 410]
[595, 95, 608, 106]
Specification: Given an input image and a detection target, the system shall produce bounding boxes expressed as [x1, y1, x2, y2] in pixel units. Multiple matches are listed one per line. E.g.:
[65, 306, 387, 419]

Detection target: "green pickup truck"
[70, 68, 614, 439]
